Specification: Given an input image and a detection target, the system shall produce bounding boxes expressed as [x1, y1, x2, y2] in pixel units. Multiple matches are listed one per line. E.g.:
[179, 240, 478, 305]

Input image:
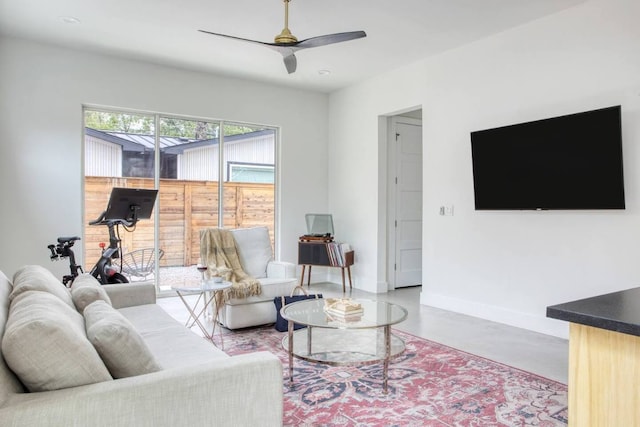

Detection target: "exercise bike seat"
[57, 236, 81, 244]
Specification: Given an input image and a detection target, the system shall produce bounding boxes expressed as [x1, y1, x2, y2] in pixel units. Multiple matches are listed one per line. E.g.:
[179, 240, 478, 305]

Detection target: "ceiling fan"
[199, 0, 366, 74]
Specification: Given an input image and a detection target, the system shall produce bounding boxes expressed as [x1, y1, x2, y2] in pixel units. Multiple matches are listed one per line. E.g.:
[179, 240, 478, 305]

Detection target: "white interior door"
[393, 118, 422, 288]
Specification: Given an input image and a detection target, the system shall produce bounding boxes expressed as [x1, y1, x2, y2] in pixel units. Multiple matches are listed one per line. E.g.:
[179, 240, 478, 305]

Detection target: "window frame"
[82, 105, 280, 292]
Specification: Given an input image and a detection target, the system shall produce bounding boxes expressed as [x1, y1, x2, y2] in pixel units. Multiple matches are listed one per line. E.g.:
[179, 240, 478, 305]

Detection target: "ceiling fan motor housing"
[275, 28, 297, 44]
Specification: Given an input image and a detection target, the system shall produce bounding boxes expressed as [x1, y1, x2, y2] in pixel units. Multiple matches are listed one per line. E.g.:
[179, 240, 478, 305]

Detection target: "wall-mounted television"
[470, 106, 624, 210]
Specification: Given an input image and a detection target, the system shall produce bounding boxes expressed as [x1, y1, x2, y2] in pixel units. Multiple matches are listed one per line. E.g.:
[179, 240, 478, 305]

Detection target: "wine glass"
[196, 264, 207, 281]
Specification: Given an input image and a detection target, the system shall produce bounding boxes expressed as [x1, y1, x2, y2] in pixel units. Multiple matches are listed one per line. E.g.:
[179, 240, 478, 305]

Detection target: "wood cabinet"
[547, 287, 640, 427]
[568, 324, 640, 426]
[298, 242, 354, 292]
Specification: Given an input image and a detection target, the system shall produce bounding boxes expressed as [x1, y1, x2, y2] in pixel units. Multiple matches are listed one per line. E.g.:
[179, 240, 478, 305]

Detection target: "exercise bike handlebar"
[89, 210, 136, 228]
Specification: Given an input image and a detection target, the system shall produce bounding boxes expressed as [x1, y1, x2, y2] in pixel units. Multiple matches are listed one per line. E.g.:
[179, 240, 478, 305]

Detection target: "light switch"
[440, 205, 454, 216]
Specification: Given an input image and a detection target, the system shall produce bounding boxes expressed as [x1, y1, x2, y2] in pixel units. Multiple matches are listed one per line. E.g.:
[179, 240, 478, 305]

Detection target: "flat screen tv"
[470, 106, 624, 210]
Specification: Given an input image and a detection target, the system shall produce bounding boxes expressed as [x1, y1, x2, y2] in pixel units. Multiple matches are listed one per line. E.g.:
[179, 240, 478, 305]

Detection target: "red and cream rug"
[223, 326, 568, 426]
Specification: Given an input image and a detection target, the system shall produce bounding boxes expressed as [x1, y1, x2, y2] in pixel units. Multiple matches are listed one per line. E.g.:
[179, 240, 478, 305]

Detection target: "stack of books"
[323, 298, 363, 320]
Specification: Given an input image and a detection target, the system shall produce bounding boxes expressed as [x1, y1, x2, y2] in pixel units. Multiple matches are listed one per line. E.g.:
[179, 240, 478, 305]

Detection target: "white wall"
[0, 36, 329, 278]
[328, 66, 425, 291]
[328, 0, 640, 337]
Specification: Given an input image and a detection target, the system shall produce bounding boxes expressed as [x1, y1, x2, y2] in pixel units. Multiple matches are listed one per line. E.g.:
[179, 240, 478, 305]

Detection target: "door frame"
[387, 115, 423, 290]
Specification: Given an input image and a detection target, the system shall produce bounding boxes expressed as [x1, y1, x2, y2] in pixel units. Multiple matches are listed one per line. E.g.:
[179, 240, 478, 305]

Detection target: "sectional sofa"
[0, 266, 283, 426]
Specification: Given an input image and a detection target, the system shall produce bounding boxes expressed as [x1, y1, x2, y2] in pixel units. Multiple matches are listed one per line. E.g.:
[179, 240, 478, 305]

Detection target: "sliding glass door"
[83, 111, 157, 276]
[83, 108, 276, 291]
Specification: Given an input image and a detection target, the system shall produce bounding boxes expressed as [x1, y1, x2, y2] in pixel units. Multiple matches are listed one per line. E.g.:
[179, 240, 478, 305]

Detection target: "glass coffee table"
[280, 299, 408, 393]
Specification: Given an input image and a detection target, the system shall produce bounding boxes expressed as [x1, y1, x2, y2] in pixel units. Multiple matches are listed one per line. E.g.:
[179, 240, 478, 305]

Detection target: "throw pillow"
[84, 300, 162, 378]
[11, 265, 74, 309]
[2, 291, 112, 392]
[71, 273, 112, 313]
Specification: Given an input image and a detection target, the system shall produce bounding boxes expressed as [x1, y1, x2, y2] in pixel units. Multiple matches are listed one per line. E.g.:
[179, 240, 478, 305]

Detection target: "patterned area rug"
[223, 326, 568, 426]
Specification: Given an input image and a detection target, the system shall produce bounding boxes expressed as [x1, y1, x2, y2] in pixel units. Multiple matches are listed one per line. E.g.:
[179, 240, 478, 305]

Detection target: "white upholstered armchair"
[200, 226, 297, 329]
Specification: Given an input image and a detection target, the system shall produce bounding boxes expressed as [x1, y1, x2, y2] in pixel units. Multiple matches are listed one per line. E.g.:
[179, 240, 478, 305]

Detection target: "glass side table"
[171, 280, 232, 348]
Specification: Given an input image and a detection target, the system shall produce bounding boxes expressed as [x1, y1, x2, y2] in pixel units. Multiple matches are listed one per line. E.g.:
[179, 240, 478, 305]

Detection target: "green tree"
[85, 111, 153, 134]
[85, 111, 265, 140]
[224, 124, 261, 136]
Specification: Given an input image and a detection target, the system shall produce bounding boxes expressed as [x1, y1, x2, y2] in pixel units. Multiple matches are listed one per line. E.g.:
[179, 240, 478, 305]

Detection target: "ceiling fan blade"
[295, 31, 367, 50]
[198, 30, 272, 47]
[282, 53, 297, 74]
[201, 29, 300, 73]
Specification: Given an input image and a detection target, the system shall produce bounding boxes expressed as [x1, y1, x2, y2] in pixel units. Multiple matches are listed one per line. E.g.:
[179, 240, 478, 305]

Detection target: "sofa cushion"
[84, 300, 162, 378]
[117, 304, 229, 369]
[231, 227, 273, 279]
[2, 290, 112, 391]
[0, 271, 25, 405]
[71, 273, 112, 313]
[11, 265, 74, 309]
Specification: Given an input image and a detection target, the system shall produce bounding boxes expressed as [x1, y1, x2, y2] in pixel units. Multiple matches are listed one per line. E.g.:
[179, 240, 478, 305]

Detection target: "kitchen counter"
[547, 286, 640, 336]
[547, 287, 640, 427]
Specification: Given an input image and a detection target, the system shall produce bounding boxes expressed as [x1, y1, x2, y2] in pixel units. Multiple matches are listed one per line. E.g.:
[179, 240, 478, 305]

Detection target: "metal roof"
[86, 128, 274, 154]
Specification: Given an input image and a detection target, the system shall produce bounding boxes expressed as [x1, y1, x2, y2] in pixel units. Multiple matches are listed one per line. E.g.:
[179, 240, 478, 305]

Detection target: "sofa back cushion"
[11, 264, 74, 309]
[71, 273, 112, 313]
[84, 300, 162, 378]
[2, 290, 112, 392]
[0, 271, 24, 405]
[231, 226, 273, 279]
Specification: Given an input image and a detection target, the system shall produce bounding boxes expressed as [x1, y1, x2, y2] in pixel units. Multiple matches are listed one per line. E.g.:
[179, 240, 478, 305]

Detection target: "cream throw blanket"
[199, 228, 261, 301]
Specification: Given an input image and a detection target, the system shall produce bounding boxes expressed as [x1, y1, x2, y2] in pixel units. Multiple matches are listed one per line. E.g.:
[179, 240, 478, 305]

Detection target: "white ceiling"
[0, 0, 585, 93]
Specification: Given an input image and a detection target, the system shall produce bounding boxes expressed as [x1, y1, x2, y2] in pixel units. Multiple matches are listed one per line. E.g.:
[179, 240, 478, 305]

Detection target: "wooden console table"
[298, 241, 354, 292]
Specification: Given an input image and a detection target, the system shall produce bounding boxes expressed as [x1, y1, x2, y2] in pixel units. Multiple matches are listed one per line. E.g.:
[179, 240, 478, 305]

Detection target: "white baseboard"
[304, 270, 385, 293]
[421, 290, 569, 339]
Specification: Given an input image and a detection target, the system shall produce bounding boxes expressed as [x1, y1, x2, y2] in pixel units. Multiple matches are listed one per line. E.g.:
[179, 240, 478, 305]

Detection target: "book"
[323, 298, 363, 316]
[324, 307, 364, 318]
[326, 312, 363, 325]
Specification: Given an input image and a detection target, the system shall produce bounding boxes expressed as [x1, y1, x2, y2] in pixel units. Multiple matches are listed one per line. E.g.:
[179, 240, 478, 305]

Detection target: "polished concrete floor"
[157, 282, 569, 384]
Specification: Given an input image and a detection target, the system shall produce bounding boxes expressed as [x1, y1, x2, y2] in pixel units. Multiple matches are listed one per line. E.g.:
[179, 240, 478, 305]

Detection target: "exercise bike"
[89, 213, 133, 284]
[48, 216, 135, 285]
[48, 187, 158, 286]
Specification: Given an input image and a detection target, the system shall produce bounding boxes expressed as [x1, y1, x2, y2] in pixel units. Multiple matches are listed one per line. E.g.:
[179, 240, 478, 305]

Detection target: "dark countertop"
[547, 287, 640, 337]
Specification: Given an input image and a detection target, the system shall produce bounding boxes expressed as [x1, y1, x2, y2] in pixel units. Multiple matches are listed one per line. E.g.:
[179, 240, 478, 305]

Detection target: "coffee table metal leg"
[288, 320, 294, 384]
[383, 325, 391, 394]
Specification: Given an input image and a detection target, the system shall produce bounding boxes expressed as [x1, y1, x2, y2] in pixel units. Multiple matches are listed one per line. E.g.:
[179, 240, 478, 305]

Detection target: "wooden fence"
[84, 176, 274, 268]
